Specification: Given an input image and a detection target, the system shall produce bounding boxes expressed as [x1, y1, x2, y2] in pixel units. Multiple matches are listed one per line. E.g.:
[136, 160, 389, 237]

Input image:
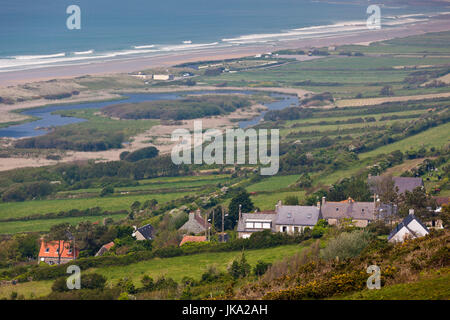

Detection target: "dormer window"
[45, 248, 50, 253]
[336, 208, 339, 211]
[287, 213, 292, 218]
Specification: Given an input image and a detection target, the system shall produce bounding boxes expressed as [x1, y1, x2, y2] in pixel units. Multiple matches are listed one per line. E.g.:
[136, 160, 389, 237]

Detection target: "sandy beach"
[1, 16, 450, 87]
[1, 14, 450, 172]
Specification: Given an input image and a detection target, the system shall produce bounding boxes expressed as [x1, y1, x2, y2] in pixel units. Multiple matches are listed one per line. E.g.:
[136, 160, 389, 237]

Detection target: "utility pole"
[204, 212, 207, 240]
[212, 208, 215, 236]
[222, 207, 225, 234]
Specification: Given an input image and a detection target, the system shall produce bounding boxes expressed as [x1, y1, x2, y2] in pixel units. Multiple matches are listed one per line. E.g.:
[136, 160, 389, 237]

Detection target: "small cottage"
[388, 212, 429, 243]
[38, 240, 78, 265]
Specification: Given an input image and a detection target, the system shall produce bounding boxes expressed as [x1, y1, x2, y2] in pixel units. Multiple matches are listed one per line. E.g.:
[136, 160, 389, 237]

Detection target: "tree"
[253, 261, 272, 277]
[228, 189, 254, 229]
[380, 85, 394, 96]
[142, 199, 158, 210]
[284, 195, 299, 205]
[441, 204, 450, 229]
[239, 251, 251, 278]
[398, 186, 436, 222]
[100, 186, 114, 197]
[369, 175, 399, 206]
[15, 234, 39, 259]
[229, 260, 241, 279]
[130, 201, 141, 213]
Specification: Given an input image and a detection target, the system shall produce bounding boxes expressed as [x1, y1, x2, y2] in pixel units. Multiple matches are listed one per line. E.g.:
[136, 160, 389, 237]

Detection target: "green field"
[359, 121, 450, 159]
[0, 191, 192, 220]
[0, 213, 127, 234]
[251, 191, 306, 210]
[58, 175, 231, 196]
[247, 174, 301, 192]
[0, 280, 53, 300]
[90, 243, 308, 286]
[0, 243, 309, 299]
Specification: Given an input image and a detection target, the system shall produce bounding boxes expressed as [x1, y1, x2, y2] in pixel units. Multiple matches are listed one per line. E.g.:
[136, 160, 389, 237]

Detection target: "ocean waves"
[0, 10, 441, 73]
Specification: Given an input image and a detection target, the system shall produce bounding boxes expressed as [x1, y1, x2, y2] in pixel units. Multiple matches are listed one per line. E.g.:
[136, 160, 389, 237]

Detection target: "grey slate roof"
[321, 200, 375, 220]
[387, 214, 429, 241]
[393, 177, 424, 194]
[136, 224, 154, 240]
[237, 212, 277, 233]
[275, 206, 320, 226]
[369, 176, 423, 194]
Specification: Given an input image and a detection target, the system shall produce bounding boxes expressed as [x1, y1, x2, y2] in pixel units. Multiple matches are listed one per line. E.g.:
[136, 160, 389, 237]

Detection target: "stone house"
[38, 240, 78, 265]
[95, 241, 115, 256]
[321, 197, 377, 228]
[179, 210, 211, 235]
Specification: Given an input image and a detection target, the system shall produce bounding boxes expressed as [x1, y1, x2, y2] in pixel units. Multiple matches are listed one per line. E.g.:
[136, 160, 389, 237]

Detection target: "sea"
[0, 0, 448, 73]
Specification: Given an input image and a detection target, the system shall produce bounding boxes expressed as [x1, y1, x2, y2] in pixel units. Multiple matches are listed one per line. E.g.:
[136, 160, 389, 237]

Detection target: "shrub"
[253, 261, 272, 276]
[81, 273, 107, 290]
[141, 275, 154, 290]
[100, 186, 114, 197]
[115, 278, 136, 294]
[321, 231, 372, 260]
[154, 276, 178, 291]
[52, 277, 70, 292]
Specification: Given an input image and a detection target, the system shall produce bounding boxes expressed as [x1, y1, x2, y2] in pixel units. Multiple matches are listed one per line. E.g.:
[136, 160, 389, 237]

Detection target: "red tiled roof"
[102, 242, 115, 250]
[179, 235, 207, 246]
[38, 240, 78, 259]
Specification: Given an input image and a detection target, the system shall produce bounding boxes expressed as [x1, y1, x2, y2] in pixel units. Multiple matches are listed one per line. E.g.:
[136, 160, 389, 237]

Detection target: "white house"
[388, 211, 429, 243]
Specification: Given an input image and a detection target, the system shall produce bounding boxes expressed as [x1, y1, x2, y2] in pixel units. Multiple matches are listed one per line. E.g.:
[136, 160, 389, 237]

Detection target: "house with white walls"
[388, 211, 429, 243]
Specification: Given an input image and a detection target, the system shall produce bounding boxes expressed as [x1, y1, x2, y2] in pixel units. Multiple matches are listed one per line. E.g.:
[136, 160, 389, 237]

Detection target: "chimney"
[239, 204, 242, 220]
[348, 197, 352, 203]
[317, 201, 321, 209]
[322, 196, 326, 206]
[189, 212, 195, 220]
[409, 209, 414, 215]
[275, 200, 282, 212]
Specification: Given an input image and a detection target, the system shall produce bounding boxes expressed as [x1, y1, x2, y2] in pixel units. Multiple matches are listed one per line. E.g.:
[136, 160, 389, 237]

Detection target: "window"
[282, 226, 287, 233]
[45, 248, 50, 253]
[294, 227, 299, 233]
[336, 208, 339, 211]
[246, 220, 272, 229]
